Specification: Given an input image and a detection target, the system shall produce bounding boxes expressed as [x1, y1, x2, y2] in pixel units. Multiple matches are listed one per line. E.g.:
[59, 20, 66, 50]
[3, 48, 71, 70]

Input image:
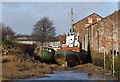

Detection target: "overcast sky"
[1, 2, 118, 35]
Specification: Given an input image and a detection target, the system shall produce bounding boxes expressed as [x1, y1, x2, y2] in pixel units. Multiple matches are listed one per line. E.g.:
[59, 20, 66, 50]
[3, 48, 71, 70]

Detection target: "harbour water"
[15, 70, 117, 82]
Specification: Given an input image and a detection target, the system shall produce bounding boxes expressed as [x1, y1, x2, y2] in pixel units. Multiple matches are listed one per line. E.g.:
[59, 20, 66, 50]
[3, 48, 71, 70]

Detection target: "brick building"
[86, 10, 119, 54]
[73, 13, 103, 50]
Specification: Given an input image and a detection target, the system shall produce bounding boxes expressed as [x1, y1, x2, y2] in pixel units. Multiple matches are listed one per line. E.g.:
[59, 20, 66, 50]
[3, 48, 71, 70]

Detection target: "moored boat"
[66, 50, 81, 67]
[54, 50, 67, 66]
[54, 48, 81, 67]
[34, 47, 55, 63]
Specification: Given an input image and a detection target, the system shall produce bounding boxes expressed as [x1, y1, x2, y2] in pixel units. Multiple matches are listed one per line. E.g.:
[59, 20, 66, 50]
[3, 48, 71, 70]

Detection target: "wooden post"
[112, 49, 115, 76]
[104, 48, 106, 70]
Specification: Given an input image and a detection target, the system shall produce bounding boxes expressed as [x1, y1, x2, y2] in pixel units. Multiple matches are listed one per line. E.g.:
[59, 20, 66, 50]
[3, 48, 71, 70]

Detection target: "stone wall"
[86, 11, 119, 54]
[73, 13, 102, 50]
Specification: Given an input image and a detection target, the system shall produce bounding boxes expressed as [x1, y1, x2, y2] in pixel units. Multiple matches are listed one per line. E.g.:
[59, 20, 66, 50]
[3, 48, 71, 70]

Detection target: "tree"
[32, 17, 56, 44]
[1, 23, 15, 48]
[1, 23, 15, 40]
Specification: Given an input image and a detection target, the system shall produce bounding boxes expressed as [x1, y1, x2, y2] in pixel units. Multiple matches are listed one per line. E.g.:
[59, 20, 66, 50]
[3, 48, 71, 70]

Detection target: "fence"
[91, 51, 120, 80]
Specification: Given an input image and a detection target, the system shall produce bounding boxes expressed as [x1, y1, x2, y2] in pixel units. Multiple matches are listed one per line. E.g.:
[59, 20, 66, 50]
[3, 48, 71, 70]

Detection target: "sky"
[1, 1, 119, 35]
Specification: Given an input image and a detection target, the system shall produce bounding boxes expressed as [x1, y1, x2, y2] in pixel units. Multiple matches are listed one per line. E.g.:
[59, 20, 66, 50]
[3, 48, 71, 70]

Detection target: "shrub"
[91, 51, 119, 79]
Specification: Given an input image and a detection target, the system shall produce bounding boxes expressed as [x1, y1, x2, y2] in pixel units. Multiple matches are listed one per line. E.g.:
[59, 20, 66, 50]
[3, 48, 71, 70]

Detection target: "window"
[97, 18, 101, 21]
[85, 24, 89, 28]
[88, 18, 92, 23]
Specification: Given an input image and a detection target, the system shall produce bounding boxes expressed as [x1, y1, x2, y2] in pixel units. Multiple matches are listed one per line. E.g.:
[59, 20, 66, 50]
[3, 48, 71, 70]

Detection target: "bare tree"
[32, 17, 56, 44]
[1, 23, 15, 40]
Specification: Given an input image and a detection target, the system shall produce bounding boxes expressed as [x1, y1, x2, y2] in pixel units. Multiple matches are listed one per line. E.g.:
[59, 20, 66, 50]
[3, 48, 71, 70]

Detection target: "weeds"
[91, 51, 119, 79]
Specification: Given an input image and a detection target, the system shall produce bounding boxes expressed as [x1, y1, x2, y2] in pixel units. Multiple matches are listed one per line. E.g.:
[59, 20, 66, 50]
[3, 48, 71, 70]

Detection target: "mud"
[2, 54, 115, 80]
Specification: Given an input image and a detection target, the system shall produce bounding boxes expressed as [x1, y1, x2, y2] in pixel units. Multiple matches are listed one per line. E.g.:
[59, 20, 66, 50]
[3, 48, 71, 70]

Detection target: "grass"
[91, 51, 120, 80]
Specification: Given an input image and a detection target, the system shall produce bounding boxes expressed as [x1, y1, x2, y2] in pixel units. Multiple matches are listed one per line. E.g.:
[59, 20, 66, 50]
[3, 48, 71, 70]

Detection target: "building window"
[97, 18, 101, 21]
[88, 18, 93, 23]
[85, 24, 89, 28]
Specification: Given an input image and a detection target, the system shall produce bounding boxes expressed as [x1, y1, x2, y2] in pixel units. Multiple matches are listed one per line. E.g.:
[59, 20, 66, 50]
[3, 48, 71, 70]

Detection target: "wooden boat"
[34, 47, 55, 63]
[54, 47, 81, 67]
[54, 27, 82, 66]
[66, 50, 81, 67]
[54, 50, 67, 66]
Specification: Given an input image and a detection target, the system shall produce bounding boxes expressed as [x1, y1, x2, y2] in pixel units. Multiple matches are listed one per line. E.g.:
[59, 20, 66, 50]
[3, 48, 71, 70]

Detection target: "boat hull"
[66, 51, 81, 67]
[54, 49, 81, 66]
[41, 50, 54, 62]
[34, 47, 55, 63]
[54, 50, 67, 66]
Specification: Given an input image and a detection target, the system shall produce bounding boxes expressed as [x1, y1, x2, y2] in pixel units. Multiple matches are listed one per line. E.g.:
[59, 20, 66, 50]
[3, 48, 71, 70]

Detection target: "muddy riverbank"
[2, 54, 117, 80]
[2, 54, 52, 80]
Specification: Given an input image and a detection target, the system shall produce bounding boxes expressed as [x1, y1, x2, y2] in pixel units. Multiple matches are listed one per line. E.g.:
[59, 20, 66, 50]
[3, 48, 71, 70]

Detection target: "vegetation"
[1, 23, 16, 49]
[32, 17, 56, 44]
[91, 51, 120, 79]
[1, 23, 15, 40]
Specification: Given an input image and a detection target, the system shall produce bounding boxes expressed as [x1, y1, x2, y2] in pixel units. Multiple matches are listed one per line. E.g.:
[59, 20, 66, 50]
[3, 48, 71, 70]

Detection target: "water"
[14, 70, 117, 82]
[37, 71, 93, 80]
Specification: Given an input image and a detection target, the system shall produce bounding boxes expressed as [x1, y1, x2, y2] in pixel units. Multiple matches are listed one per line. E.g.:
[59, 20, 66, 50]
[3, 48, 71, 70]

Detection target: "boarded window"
[88, 18, 93, 23]
[85, 24, 89, 28]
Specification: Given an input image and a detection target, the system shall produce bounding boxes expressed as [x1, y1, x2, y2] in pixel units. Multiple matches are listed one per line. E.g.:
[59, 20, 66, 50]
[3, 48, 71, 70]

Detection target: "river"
[14, 70, 117, 82]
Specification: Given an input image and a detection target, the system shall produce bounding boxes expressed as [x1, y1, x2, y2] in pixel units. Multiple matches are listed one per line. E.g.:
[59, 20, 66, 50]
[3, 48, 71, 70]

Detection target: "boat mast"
[70, 8, 74, 33]
[71, 8, 74, 28]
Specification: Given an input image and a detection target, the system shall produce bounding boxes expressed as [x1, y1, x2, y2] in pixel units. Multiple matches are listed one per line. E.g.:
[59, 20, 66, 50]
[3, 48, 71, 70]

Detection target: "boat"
[54, 9, 82, 66]
[54, 50, 67, 66]
[66, 50, 81, 66]
[34, 47, 56, 63]
[54, 9, 90, 66]
[54, 25, 82, 66]
[55, 49, 81, 67]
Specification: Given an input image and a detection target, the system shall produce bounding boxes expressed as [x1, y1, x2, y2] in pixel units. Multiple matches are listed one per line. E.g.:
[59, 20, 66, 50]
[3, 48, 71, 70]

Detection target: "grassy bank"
[91, 51, 120, 79]
[2, 54, 53, 80]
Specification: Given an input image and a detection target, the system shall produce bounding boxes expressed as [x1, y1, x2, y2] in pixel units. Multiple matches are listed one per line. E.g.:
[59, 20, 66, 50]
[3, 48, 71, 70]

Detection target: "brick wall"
[86, 11, 119, 54]
[73, 13, 103, 50]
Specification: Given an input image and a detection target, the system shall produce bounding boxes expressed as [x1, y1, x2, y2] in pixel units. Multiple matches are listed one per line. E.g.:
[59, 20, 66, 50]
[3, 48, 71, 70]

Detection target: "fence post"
[112, 49, 115, 76]
[104, 48, 106, 70]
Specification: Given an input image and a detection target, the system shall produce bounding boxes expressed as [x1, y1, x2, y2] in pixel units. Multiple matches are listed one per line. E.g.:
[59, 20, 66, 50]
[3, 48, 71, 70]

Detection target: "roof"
[73, 13, 103, 26]
[86, 10, 118, 29]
